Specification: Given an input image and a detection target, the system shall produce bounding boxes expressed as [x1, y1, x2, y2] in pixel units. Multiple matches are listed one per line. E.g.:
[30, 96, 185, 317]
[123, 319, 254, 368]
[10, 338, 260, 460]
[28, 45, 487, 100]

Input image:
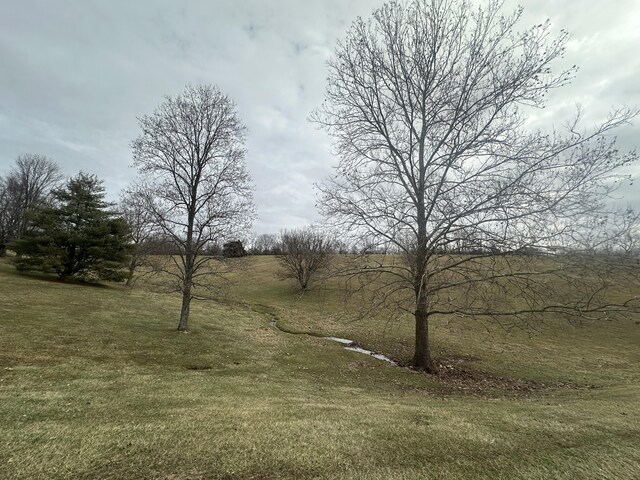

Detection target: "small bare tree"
[0, 178, 16, 257]
[313, 0, 639, 372]
[569, 206, 640, 256]
[119, 184, 157, 286]
[621, 229, 640, 261]
[132, 84, 254, 331]
[277, 227, 334, 291]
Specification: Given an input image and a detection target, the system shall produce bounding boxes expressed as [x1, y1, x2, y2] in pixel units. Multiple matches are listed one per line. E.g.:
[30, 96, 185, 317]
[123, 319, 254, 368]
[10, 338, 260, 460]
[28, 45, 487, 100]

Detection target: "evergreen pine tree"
[12, 172, 130, 281]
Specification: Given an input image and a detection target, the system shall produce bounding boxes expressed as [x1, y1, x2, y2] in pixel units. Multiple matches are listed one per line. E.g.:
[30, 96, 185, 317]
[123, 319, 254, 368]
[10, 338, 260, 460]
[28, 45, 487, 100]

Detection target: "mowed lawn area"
[1, 257, 639, 479]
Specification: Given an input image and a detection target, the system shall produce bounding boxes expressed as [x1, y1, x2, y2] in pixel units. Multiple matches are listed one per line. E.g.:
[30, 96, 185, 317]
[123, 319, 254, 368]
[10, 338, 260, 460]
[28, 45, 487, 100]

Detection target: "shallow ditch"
[269, 314, 397, 365]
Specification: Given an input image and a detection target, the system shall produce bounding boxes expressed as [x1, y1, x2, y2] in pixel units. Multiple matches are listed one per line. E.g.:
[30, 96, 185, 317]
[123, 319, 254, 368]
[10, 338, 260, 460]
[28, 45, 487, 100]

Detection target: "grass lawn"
[1, 257, 639, 479]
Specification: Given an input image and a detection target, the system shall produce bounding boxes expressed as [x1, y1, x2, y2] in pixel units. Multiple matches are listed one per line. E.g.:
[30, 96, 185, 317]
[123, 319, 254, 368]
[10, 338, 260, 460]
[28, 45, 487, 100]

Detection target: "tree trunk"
[179, 190, 197, 332]
[412, 136, 436, 373]
[412, 305, 437, 374]
[178, 281, 191, 332]
[0, 244, 6, 257]
[125, 257, 137, 287]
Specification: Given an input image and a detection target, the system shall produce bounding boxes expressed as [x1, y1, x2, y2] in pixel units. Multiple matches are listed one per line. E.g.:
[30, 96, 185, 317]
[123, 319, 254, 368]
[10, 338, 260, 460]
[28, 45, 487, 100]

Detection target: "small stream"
[269, 317, 396, 365]
[324, 337, 397, 365]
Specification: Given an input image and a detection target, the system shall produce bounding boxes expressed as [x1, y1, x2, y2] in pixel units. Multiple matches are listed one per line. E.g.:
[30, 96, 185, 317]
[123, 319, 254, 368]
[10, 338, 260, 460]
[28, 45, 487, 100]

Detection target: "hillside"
[1, 258, 639, 479]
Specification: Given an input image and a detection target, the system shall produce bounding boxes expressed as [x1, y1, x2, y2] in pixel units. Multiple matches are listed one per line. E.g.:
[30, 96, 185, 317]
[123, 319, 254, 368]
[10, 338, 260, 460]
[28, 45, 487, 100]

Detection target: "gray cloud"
[1, 0, 638, 233]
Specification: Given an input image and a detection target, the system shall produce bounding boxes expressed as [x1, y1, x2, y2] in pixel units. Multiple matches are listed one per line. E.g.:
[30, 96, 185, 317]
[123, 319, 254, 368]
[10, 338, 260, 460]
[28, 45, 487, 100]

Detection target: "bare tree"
[250, 233, 280, 255]
[312, 0, 639, 372]
[132, 84, 254, 331]
[119, 184, 157, 286]
[621, 229, 640, 261]
[0, 177, 16, 256]
[0, 154, 61, 256]
[569, 206, 640, 256]
[277, 227, 334, 291]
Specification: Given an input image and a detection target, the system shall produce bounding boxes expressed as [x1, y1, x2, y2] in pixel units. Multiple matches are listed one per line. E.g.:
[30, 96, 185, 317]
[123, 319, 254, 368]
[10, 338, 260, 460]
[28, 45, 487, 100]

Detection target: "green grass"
[1, 257, 640, 479]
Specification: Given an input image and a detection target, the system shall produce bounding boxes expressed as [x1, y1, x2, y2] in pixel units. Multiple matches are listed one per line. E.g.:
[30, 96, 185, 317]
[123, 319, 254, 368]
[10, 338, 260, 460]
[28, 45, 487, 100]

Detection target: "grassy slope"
[228, 257, 640, 386]
[1, 257, 639, 479]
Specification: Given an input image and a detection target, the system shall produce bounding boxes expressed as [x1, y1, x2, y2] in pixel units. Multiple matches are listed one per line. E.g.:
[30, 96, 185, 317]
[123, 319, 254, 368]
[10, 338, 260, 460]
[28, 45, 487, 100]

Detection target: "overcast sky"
[1, 0, 639, 233]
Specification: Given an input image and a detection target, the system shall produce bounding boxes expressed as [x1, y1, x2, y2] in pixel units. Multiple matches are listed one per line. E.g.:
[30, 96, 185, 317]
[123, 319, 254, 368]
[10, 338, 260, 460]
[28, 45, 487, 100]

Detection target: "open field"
[1, 256, 640, 479]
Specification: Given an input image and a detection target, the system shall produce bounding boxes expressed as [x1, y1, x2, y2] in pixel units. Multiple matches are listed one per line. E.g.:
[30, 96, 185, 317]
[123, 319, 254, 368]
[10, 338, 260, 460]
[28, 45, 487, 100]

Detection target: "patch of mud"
[434, 356, 598, 397]
[184, 365, 212, 371]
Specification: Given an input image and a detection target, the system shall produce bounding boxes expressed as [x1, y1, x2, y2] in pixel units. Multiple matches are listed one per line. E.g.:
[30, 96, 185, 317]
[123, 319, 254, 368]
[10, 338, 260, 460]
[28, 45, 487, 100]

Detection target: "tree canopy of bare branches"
[250, 233, 281, 255]
[0, 154, 61, 256]
[119, 184, 158, 286]
[132, 84, 254, 331]
[277, 227, 334, 291]
[312, 0, 640, 372]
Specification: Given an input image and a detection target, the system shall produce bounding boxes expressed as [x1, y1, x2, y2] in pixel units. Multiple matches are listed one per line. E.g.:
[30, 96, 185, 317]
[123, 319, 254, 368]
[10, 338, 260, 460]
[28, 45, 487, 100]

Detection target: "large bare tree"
[313, 0, 639, 372]
[0, 154, 61, 256]
[133, 84, 254, 331]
